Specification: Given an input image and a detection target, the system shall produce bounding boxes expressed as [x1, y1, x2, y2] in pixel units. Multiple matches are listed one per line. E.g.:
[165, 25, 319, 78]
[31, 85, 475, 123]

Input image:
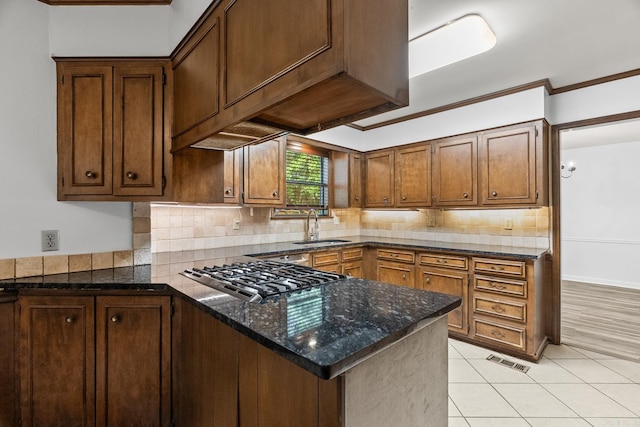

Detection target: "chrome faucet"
[306, 209, 319, 241]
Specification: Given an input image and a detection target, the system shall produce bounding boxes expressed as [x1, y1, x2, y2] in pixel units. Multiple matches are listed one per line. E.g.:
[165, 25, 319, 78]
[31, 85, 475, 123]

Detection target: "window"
[274, 143, 329, 217]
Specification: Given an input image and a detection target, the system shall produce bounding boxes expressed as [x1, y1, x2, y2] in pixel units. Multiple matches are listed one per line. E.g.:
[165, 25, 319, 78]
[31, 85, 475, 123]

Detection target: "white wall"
[0, 0, 216, 260]
[561, 141, 640, 289]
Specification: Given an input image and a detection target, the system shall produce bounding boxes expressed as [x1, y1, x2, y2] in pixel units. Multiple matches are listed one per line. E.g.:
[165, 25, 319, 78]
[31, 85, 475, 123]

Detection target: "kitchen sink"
[292, 239, 351, 245]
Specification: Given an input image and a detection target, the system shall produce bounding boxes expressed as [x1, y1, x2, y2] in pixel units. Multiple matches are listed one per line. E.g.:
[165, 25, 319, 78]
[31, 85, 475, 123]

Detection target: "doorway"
[555, 116, 640, 361]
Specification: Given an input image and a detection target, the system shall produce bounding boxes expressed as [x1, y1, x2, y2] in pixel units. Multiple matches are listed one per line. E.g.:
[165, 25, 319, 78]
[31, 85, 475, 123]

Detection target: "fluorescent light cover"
[409, 14, 496, 78]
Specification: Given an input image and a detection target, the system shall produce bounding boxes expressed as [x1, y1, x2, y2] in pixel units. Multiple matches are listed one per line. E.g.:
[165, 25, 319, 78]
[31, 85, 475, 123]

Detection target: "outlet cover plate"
[42, 230, 60, 251]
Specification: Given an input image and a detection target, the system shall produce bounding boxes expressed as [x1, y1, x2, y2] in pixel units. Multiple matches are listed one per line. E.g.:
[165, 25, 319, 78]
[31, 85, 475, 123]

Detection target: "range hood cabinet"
[171, 0, 409, 152]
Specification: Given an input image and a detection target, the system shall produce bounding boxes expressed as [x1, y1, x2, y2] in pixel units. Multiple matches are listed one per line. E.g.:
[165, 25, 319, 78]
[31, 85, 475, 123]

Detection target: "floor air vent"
[486, 354, 530, 373]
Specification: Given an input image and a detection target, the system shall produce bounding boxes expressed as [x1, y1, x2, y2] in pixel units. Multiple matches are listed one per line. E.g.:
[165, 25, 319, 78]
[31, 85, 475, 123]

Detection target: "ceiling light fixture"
[409, 14, 497, 78]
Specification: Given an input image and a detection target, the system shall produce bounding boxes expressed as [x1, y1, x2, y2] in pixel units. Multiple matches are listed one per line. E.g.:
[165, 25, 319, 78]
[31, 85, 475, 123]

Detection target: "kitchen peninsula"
[1, 243, 462, 427]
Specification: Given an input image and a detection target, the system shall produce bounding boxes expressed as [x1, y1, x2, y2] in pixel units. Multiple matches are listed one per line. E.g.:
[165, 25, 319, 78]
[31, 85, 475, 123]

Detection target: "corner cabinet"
[18, 294, 171, 427]
[56, 59, 171, 201]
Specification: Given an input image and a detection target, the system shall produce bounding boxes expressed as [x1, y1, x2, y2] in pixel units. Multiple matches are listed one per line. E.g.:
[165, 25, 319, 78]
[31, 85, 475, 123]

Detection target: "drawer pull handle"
[491, 266, 505, 271]
[490, 329, 506, 339]
[437, 259, 447, 264]
[489, 282, 507, 290]
[491, 304, 506, 313]
[126, 171, 137, 180]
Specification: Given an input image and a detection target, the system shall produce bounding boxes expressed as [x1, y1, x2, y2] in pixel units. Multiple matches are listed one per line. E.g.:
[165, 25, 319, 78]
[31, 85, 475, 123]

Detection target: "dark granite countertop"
[1, 237, 546, 379]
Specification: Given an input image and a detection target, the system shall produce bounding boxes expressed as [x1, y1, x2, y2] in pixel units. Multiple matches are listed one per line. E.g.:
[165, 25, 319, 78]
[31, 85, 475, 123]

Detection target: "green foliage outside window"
[274, 148, 329, 217]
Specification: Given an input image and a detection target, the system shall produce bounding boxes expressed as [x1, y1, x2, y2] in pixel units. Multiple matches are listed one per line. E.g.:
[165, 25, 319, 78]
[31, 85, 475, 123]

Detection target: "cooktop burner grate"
[180, 260, 345, 303]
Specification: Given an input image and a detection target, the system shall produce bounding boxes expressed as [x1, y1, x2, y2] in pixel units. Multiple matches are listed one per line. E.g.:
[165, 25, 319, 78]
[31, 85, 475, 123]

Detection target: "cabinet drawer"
[377, 261, 415, 288]
[342, 261, 363, 278]
[342, 247, 363, 262]
[474, 275, 527, 298]
[473, 295, 526, 323]
[419, 253, 468, 270]
[312, 251, 341, 267]
[315, 263, 341, 274]
[377, 249, 415, 264]
[472, 318, 526, 351]
[472, 258, 526, 278]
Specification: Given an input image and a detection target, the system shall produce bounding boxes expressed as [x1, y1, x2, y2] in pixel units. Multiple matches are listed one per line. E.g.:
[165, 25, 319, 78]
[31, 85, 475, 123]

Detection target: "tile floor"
[448, 339, 640, 427]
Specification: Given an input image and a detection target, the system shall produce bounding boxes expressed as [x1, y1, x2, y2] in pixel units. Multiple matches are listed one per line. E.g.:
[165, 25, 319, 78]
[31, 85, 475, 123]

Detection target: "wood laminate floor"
[562, 280, 640, 362]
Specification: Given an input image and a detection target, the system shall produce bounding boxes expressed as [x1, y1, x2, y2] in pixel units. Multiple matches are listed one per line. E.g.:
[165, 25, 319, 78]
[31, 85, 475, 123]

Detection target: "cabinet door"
[113, 66, 164, 196]
[342, 261, 363, 278]
[0, 296, 17, 427]
[96, 296, 171, 427]
[19, 296, 95, 427]
[58, 65, 113, 196]
[349, 153, 363, 207]
[172, 14, 220, 144]
[419, 267, 468, 335]
[224, 148, 243, 204]
[365, 150, 395, 207]
[377, 261, 414, 288]
[479, 124, 538, 205]
[432, 135, 477, 206]
[396, 144, 431, 207]
[243, 137, 286, 205]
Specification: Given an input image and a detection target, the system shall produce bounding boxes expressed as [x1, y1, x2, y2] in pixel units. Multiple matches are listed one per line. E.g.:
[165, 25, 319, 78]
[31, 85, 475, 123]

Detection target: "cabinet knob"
[85, 170, 97, 178]
[425, 276, 430, 283]
[462, 192, 469, 198]
[65, 316, 75, 323]
[492, 191, 498, 197]
[354, 196, 359, 202]
[402, 273, 406, 280]
[225, 188, 232, 195]
[272, 191, 278, 197]
[126, 171, 137, 180]
[110, 315, 120, 323]
[402, 195, 407, 201]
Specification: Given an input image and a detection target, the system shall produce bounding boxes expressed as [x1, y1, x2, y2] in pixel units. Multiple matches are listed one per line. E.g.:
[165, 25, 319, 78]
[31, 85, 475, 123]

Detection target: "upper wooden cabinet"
[365, 150, 395, 207]
[56, 60, 170, 201]
[432, 135, 478, 207]
[395, 144, 432, 207]
[479, 121, 548, 206]
[223, 149, 243, 204]
[243, 138, 286, 206]
[331, 151, 363, 209]
[171, 0, 408, 152]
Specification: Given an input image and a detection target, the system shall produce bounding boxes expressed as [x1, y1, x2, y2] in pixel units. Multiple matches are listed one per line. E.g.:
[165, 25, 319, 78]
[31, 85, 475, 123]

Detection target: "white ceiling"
[354, 0, 640, 127]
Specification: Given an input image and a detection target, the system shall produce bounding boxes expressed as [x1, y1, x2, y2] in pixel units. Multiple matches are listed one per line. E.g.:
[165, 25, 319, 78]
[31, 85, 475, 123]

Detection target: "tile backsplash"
[151, 204, 550, 253]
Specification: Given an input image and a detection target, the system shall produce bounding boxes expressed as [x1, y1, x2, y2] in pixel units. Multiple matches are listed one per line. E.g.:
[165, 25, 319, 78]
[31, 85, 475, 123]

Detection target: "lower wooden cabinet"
[418, 267, 468, 335]
[0, 294, 17, 427]
[18, 294, 171, 427]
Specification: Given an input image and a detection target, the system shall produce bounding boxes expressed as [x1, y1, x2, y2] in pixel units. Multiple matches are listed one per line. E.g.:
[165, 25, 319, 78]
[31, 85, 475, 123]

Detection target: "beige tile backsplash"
[150, 205, 550, 253]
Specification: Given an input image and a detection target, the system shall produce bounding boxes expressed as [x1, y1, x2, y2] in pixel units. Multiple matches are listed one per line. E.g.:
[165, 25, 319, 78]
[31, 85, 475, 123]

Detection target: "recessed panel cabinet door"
[59, 66, 113, 195]
[113, 66, 164, 196]
[479, 125, 537, 205]
[365, 150, 394, 207]
[243, 138, 286, 205]
[395, 144, 431, 207]
[96, 296, 171, 427]
[19, 296, 96, 427]
[419, 268, 468, 335]
[432, 136, 477, 206]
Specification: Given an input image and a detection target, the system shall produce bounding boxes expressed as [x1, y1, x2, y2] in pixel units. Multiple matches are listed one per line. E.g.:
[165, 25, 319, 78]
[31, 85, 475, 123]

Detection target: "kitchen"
[2, 0, 640, 426]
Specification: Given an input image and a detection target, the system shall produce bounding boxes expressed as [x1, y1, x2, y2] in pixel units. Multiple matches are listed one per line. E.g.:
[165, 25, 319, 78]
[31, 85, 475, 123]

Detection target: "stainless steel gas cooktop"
[180, 260, 345, 303]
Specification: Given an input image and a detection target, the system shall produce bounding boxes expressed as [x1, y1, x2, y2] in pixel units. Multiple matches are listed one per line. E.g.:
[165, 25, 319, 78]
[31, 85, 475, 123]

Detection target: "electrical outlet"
[428, 217, 436, 227]
[42, 230, 59, 251]
[504, 219, 513, 230]
[333, 216, 340, 225]
[233, 219, 241, 230]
